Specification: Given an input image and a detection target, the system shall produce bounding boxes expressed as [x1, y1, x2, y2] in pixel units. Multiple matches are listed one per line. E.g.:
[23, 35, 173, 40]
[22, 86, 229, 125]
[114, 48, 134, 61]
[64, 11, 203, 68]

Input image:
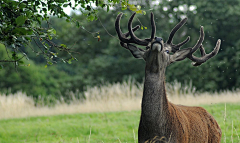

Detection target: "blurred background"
[0, 0, 240, 117]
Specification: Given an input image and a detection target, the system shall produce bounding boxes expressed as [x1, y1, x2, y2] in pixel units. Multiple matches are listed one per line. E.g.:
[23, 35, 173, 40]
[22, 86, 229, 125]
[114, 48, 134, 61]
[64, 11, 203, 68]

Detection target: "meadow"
[0, 80, 240, 143]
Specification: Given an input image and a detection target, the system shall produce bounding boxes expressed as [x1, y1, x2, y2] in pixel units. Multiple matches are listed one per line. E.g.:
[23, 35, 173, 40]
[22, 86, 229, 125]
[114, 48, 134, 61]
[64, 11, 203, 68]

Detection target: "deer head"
[115, 12, 221, 71]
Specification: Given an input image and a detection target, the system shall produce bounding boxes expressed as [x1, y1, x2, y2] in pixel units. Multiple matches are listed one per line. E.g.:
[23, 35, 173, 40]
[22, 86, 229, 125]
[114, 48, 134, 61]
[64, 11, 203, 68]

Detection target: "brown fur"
[139, 79, 222, 143]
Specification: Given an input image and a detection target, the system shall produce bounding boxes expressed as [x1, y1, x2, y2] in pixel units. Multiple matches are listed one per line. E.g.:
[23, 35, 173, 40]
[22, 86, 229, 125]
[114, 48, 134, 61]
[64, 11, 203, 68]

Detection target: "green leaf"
[48, 61, 53, 65]
[42, 8, 47, 13]
[13, 27, 32, 35]
[121, 2, 127, 10]
[16, 15, 27, 26]
[47, 29, 56, 35]
[19, 3, 26, 9]
[68, 59, 72, 64]
[87, 14, 95, 21]
[86, 5, 91, 11]
[62, 59, 66, 63]
[76, 21, 80, 28]
[43, 45, 48, 50]
[128, 4, 137, 12]
[143, 11, 146, 15]
[26, 11, 33, 17]
[18, 60, 24, 64]
[136, 10, 143, 14]
[63, 4, 68, 7]
[60, 44, 67, 48]
[11, 44, 16, 49]
[12, 51, 17, 60]
[48, 35, 52, 40]
[41, 1, 46, 7]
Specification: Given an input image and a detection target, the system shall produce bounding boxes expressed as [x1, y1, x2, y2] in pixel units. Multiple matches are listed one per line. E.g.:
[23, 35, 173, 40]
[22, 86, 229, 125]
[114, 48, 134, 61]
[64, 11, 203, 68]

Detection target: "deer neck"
[141, 68, 170, 126]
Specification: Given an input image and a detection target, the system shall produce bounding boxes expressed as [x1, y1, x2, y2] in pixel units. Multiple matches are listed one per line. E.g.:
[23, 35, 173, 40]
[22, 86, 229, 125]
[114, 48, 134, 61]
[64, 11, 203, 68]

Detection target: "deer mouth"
[151, 43, 162, 52]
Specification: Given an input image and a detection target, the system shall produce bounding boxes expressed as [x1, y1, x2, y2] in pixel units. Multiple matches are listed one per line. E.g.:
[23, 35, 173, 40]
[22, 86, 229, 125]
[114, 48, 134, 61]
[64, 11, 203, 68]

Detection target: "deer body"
[139, 70, 221, 142]
[115, 12, 222, 143]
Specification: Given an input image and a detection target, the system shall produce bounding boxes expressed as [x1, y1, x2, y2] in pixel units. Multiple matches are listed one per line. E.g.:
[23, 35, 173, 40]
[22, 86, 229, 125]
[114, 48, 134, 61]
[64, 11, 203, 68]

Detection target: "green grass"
[0, 103, 239, 143]
[202, 103, 240, 143]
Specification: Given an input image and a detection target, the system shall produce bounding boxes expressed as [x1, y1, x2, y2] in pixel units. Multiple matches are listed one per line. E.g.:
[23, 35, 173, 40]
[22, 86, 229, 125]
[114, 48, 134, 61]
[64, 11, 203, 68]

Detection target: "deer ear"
[125, 43, 145, 59]
[170, 48, 192, 63]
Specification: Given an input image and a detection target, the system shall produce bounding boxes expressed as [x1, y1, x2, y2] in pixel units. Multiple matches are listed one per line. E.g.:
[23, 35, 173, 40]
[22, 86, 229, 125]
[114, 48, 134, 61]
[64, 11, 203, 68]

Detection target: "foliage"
[1, 0, 68, 66]
[0, 0, 140, 67]
[0, 0, 146, 102]
[50, 10, 146, 92]
[0, 103, 239, 143]
[0, 0, 240, 101]
[160, 0, 240, 91]
[52, 0, 240, 93]
[0, 43, 67, 100]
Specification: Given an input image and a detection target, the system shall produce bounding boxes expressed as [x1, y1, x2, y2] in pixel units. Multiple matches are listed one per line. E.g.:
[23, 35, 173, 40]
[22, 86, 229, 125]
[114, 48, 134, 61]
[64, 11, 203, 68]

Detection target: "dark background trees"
[0, 0, 239, 103]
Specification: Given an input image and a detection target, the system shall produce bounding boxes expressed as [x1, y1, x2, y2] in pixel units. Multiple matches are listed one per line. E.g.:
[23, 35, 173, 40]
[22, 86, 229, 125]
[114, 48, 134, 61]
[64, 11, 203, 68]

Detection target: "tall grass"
[1, 80, 240, 119]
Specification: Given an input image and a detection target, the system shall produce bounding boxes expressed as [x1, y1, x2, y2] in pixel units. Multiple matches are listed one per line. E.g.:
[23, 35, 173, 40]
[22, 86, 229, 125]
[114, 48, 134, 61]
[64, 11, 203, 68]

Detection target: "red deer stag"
[115, 12, 222, 143]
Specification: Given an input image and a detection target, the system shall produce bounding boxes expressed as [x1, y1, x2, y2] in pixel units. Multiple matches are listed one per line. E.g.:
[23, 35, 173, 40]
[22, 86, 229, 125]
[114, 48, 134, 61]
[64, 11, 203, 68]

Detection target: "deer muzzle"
[151, 43, 162, 52]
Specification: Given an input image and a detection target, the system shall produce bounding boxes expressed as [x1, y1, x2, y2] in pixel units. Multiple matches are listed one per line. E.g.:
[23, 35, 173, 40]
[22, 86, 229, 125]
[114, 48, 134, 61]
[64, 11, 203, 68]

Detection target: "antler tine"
[199, 45, 206, 56]
[190, 26, 205, 54]
[124, 25, 140, 37]
[190, 39, 221, 66]
[167, 18, 190, 52]
[171, 36, 190, 53]
[116, 12, 156, 46]
[121, 25, 141, 49]
[167, 18, 188, 44]
[186, 26, 221, 66]
[116, 13, 150, 46]
[150, 12, 156, 40]
[173, 36, 190, 48]
[115, 13, 130, 43]
[128, 13, 149, 46]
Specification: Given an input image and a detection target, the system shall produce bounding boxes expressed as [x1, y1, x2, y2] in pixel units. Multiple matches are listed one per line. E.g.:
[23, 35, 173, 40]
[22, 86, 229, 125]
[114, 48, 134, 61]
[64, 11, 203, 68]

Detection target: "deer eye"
[165, 50, 169, 54]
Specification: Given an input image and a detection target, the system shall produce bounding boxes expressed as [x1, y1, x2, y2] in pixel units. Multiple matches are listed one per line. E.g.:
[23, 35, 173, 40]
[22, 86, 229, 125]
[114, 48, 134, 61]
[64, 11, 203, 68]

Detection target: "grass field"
[0, 103, 239, 143]
[1, 80, 240, 119]
[0, 81, 240, 143]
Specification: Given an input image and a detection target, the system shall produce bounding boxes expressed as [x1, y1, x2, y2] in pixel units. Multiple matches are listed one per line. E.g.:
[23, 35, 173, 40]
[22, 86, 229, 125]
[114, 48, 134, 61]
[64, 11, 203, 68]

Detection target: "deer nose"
[155, 37, 163, 42]
[152, 43, 162, 52]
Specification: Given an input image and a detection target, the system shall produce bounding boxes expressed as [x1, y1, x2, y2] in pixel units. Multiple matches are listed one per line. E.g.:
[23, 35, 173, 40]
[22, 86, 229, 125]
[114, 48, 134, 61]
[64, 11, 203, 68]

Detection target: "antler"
[168, 18, 221, 66]
[116, 12, 221, 66]
[190, 43, 221, 66]
[115, 12, 156, 46]
[167, 18, 190, 53]
[186, 26, 221, 66]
